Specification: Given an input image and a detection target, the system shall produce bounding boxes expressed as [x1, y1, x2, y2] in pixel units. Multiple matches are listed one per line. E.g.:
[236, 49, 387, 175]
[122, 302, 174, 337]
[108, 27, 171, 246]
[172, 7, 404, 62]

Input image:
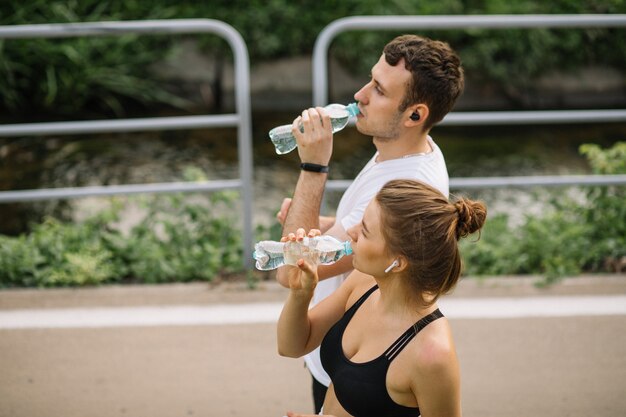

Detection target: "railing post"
[0, 19, 255, 270]
[312, 14, 626, 191]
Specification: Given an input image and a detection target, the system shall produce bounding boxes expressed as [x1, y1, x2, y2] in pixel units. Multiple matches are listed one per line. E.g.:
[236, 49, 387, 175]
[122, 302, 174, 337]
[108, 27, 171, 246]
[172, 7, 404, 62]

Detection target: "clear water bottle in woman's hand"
[253, 235, 353, 271]
[269, 103, 360, 154]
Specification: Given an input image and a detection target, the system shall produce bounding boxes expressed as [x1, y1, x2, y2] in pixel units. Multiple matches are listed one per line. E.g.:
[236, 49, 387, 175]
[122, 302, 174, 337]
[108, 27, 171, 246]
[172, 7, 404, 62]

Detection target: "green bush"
[0, 209, 120, 287]
[1, 144, 622, 288]
[0, 1, 191, 119]
[0, 188, 243, 288]
[460, 213, 522, 276]
[579, 142, 626, 270]
[118, 191, 243, 284]
[461, 142, 626, 283]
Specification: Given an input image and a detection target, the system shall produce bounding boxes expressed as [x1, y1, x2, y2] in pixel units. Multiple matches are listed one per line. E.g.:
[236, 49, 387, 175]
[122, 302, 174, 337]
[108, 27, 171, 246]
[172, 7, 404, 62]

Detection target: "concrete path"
[1, 275, 625, 417]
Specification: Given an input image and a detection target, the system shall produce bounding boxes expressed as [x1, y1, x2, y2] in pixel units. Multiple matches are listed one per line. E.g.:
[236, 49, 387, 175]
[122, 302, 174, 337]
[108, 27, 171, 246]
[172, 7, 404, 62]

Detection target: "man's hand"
[278, 198, 335, 233]
[276, 198, 292, 226]
[276, 108, 332, 288]
[293, 107, 333, 166]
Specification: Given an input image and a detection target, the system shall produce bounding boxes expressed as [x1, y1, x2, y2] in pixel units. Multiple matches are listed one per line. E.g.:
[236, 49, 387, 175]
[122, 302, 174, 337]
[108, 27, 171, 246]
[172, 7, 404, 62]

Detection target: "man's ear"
[405, 104, 429, 127]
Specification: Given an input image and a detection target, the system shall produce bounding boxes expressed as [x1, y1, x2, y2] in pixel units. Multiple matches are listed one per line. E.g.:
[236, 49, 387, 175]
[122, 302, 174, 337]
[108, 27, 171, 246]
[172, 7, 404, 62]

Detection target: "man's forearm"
[282, 170, 327, 234]
[277, 170, 327, 287]
[319, 216, 335, 234]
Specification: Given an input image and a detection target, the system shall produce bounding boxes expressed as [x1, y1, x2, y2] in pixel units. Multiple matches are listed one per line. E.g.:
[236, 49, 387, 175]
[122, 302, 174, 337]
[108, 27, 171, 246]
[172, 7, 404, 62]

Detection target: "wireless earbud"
[410, 112, 420, 121]
[384, 259, 400, 274]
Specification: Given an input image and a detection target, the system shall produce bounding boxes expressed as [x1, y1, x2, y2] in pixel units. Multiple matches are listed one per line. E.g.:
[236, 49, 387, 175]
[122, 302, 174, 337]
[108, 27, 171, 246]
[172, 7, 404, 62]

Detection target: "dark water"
[0, 110, 624, 234]
[254, 111, 625, 179]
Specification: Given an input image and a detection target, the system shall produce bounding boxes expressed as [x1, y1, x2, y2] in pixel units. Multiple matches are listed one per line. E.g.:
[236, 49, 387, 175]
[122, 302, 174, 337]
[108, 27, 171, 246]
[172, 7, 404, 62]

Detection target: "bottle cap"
[344, 241, 353, 255]
[346, 102, 360, 117]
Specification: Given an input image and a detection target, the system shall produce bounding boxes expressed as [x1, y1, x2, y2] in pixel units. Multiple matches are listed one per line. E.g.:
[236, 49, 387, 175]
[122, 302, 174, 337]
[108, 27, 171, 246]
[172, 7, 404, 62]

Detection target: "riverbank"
[1, 47, 625, 236]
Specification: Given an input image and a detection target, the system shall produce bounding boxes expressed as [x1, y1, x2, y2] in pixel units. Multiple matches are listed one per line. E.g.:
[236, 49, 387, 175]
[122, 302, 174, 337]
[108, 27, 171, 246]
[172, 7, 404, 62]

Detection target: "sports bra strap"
[384, 309, 444, 361]
[346, 285, 379, 317]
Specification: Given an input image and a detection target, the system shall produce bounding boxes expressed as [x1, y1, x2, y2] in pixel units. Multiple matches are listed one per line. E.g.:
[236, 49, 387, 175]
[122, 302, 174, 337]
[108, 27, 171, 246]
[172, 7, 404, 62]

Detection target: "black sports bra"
[320, 285, 443, 417]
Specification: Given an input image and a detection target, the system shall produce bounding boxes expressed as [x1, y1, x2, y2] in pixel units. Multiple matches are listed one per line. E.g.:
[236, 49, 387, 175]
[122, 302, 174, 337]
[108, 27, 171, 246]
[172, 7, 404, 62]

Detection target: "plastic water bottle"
[269, 103, 360, 154]
[253, 235, 353, 271]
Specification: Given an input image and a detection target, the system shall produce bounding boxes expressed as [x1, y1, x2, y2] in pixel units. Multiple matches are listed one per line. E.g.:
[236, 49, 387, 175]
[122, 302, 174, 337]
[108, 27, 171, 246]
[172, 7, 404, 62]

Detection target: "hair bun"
[454, 198, 487, 239]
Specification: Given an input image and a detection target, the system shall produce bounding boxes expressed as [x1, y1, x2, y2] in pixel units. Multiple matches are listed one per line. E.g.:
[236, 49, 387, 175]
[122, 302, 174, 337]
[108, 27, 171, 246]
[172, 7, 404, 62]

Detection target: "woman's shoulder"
[411, 316, 458, 376]
[405, 313, 461, 414]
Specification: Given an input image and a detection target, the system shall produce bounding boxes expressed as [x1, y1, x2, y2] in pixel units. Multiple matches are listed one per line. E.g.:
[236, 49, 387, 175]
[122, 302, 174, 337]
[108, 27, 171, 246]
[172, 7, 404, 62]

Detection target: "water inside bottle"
[284, 239, 321, 266]
[269, 105, 351, 155]
[253, 240, 286, 270]
[269, 125, 297, 154]
[253, 237, 351, 270]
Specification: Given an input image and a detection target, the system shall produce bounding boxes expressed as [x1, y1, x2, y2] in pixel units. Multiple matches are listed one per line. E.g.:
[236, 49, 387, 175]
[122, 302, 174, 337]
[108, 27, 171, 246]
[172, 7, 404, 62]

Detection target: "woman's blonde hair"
[376, 179, 487, 305]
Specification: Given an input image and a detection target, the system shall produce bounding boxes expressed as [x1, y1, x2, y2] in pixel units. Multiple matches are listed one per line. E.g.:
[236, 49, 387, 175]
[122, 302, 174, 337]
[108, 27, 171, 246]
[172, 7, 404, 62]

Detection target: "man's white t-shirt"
[304, 136, 450, 387]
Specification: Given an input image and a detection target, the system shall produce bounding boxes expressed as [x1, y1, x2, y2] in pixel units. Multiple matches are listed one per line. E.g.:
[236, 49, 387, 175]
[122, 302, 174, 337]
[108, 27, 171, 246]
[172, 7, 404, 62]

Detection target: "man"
[276, 34, 465, 413]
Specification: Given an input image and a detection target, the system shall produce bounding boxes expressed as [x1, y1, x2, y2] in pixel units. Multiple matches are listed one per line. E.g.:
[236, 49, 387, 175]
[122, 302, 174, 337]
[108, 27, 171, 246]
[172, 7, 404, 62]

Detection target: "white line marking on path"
[438, 295, 626, 318]
[1, 295, 625, 330]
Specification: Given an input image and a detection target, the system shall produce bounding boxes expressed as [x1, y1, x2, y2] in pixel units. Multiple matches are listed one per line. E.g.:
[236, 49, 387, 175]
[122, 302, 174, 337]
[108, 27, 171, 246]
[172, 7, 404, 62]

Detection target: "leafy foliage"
[578, 142, 626, 271]
[461, 142, 626, 283]
[1, 2, 625, 286]
[0, 1, 191, 119]
[1, 144, 623, 287]
[1, 1, 625, 118]
[0, 186, 243, 288]
[0, 207, 120, 287]
[118, 191, 243, 284]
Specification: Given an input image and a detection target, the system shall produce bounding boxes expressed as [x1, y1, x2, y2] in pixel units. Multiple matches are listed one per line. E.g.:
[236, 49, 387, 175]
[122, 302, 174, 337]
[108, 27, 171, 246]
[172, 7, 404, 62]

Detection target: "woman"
[277, 179, 487, 417]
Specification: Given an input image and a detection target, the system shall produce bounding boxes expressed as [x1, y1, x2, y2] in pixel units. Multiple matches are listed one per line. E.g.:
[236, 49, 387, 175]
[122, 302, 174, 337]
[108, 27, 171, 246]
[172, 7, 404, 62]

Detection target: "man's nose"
[354, 84, 368, 104]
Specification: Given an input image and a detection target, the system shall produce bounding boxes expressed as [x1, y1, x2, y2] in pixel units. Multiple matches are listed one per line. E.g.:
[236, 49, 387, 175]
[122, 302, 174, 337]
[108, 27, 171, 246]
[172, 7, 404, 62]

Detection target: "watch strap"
[300, 163, 329, 173]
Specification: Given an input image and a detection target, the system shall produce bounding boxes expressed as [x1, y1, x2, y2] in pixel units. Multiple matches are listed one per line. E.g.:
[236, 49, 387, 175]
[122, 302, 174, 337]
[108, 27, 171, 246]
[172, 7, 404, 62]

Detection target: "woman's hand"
[281, 228, 321, 293]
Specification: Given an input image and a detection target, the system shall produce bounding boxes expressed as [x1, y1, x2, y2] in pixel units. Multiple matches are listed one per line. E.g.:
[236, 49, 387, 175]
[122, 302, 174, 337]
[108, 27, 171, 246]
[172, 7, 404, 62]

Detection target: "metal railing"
[0, 19, 254, 267]
[313, 14, 626, 191]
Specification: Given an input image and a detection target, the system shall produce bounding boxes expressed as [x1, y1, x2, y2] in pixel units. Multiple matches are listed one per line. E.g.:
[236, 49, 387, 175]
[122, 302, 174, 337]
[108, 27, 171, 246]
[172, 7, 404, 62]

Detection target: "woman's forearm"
[277, 289, 315, 358]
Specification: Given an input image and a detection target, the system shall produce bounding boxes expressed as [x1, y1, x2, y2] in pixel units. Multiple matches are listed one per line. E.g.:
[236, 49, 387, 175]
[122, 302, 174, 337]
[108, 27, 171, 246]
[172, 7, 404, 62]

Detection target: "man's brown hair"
[384, 34, 464, 131]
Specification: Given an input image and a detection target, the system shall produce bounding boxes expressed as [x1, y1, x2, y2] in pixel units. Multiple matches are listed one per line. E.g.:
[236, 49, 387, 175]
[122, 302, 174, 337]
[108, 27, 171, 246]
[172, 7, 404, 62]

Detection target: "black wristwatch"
[300, 162, 329, 173]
